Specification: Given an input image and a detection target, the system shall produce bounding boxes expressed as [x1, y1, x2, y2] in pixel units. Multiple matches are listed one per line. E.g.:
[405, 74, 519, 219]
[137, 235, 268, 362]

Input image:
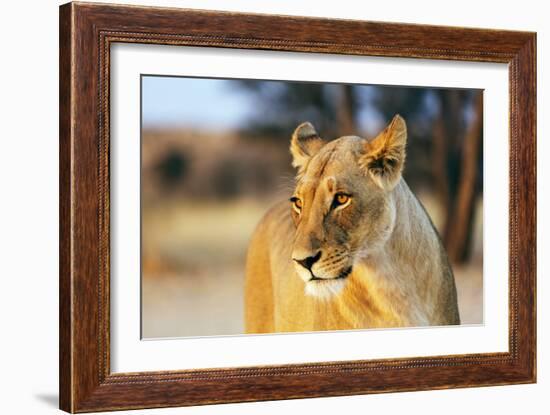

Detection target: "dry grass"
[142, 199, 269, 337]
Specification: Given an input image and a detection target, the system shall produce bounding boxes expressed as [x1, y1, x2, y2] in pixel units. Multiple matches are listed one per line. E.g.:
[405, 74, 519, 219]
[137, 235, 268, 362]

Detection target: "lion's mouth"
[308, 266, 352, 282]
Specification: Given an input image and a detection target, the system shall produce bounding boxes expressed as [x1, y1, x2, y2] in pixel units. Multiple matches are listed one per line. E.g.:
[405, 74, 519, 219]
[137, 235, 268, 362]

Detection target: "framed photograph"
[59, 2, 536, 412]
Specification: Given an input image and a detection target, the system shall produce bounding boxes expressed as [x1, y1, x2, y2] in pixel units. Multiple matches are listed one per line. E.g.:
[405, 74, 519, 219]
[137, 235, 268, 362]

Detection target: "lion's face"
[289, 115, 407, 299]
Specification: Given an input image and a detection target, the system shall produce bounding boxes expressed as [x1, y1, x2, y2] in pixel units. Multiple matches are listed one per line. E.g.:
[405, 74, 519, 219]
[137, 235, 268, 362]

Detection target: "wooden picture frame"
[59, 2, 536, 412]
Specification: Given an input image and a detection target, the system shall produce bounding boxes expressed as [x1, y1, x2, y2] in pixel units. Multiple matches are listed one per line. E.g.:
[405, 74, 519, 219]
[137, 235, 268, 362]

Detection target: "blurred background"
[141, 75, 483, 338]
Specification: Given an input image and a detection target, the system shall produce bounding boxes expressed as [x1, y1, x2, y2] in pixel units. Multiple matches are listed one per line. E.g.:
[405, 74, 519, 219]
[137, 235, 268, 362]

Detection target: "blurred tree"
[235, 80, 358, 139]
[154, 150, 190, 191]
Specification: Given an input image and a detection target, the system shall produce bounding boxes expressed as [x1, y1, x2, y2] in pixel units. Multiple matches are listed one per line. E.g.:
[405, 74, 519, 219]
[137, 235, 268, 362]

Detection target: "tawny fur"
[245, 115, 460, 333]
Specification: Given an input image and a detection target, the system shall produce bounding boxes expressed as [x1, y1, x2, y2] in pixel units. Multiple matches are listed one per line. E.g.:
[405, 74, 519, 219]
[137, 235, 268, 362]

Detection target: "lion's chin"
[305, 278, 347, 300]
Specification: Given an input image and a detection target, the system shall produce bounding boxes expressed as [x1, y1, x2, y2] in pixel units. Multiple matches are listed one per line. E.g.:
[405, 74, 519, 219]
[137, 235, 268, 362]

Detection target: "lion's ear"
[290, 122, 325, 169]
[360, 114, 407, 190]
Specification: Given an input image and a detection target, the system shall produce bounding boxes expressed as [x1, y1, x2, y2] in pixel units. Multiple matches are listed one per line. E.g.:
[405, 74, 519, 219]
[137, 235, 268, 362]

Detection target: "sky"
[142, 76, 255, 130]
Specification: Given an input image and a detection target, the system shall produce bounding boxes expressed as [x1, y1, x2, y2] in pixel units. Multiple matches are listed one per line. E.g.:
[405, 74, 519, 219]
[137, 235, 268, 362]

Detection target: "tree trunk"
[337, 85, 356, 135]
[445, 93, 483, 263]
[432, 116, 451, 218]
[432, 90, 462, 243]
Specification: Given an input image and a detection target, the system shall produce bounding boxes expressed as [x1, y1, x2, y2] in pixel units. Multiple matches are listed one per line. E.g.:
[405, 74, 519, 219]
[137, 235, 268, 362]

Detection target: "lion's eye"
[333, 193, 351, 208]
[290, 197, 302, 213]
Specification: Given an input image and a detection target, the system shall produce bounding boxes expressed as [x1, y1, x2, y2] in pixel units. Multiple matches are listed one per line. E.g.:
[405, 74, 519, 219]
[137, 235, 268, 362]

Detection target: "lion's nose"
[294, 251, 322, 271]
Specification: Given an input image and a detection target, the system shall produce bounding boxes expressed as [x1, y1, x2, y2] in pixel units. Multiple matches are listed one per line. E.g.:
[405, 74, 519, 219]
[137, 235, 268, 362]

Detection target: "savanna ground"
[142, 194, 483, 338]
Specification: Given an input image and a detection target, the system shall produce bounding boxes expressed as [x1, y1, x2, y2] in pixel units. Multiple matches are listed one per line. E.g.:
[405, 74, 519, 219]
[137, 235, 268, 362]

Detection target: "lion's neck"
[331, 180, 440, 328]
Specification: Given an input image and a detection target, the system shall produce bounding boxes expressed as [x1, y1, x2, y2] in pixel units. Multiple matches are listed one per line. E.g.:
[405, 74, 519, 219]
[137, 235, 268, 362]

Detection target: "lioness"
[245, 115, 460, 333]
